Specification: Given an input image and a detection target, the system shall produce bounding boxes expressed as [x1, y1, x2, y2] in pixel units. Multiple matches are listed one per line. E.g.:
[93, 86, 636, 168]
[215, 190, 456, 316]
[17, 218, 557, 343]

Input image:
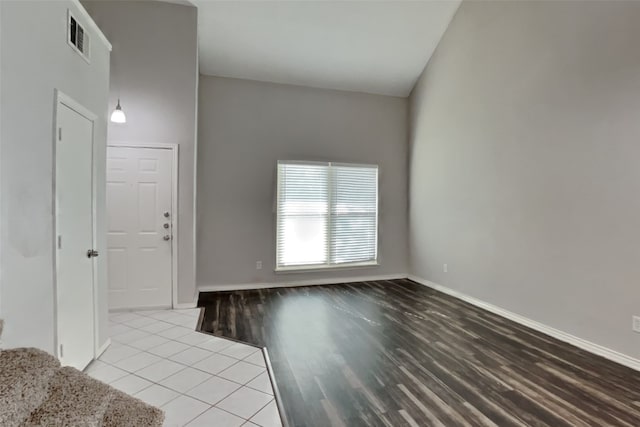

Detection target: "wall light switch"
[256, 261, 263, 270]
[443, 264, 448, 273]
[633, 316, 640, 333]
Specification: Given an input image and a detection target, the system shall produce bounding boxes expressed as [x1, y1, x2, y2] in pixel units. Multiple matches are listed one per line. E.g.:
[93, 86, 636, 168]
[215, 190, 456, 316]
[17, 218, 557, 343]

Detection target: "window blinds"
[276, 161, 378, 270]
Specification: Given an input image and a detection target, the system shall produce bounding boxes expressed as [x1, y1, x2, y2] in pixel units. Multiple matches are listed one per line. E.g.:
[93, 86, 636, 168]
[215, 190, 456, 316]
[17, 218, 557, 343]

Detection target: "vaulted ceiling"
[189, 1, 461, 97]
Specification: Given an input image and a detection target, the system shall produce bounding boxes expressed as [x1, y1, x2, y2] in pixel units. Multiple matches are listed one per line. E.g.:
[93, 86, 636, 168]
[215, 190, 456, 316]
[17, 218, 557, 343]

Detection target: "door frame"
[106, 142, 179, 309]
[52, 89, 100, 359]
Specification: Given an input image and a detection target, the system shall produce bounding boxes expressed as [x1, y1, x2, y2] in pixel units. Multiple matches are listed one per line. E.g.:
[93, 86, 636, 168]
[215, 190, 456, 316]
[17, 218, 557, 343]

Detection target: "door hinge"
[58, 127, 62, 141]
[59, 344, 64, 358]
[57, 235, 62, 249]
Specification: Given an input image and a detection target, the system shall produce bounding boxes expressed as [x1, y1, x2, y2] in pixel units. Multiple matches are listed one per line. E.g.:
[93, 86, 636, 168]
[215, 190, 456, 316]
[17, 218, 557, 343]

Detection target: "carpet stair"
[0, 344, 163, 427]
[22, 366, 114, 426]
[0, 348, 61, 426]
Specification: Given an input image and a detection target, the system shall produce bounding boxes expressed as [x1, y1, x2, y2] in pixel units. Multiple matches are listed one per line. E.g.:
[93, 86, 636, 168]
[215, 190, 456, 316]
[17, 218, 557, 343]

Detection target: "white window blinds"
[276, 161, 378, 270]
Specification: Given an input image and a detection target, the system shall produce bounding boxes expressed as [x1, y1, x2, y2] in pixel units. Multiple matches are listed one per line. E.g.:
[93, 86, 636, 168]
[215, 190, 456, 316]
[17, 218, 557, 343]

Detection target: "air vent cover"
[67, 10, 90, 62]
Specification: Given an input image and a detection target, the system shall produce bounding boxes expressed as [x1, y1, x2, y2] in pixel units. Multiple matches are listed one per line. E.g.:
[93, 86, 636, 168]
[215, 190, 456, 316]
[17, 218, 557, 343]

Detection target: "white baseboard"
[408, 275, 640, 372]
[199, 273, 407, 292]
[109, 303, 198, 311]
[96, 338, 111, 359]
[109, 305, 171, 313]
[174, 301, 198, 309]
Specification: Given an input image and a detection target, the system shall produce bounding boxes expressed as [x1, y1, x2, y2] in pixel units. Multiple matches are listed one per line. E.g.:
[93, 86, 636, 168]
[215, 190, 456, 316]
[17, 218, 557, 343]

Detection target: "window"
[276, 161, 378, 271]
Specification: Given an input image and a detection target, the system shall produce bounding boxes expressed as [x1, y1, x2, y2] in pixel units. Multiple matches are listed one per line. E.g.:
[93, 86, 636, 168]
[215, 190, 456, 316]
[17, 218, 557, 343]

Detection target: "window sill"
[275, 262, 379, 274]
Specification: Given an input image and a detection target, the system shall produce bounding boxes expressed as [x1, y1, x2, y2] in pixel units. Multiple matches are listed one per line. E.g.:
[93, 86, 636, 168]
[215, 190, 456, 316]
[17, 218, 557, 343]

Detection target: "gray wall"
[0, 0, 110, 352]
[198, 76, 408, 287]
[83, 0, 199, 304]
[409, 0, 640, 359]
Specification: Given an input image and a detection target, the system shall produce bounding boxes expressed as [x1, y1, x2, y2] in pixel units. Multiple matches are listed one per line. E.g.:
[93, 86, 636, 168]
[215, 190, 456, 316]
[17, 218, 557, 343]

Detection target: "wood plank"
[198, 280, 640, 426]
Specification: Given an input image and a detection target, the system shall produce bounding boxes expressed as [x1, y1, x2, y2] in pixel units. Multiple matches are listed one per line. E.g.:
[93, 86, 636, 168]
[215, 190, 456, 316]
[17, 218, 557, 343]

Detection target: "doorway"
[54, 91, 98, 370]
[106, 144, 177, 310]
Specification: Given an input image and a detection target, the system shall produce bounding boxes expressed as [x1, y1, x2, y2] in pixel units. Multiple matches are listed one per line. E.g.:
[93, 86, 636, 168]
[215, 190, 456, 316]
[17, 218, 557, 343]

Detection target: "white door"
[106, 146, 174, 309]
[56, 101, 96, 370]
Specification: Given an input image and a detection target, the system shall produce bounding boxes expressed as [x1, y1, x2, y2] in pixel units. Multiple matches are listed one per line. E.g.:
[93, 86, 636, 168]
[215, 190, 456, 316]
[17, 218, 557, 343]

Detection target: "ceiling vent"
[67, 10, 90, 63]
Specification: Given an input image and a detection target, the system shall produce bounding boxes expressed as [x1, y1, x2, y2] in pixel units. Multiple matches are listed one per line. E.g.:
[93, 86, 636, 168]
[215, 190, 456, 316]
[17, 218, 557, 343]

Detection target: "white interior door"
[56, 101, 96, 370]
[106, 146, 174, 309]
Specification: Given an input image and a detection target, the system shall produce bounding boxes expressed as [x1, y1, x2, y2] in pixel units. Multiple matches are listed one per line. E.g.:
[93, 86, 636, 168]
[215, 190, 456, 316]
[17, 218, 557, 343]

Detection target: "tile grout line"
[109, 320, 261, 361]
[240, 396, 276, 425]
[173, 399, 211, 427]
[102, 308, 281, 426]
[99, 346, 268, 390]
[213, 402, 262, 423]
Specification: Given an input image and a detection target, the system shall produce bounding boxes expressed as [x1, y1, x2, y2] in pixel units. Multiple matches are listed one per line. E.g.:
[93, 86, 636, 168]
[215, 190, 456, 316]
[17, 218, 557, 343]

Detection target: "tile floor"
[85, 308, 283, 427]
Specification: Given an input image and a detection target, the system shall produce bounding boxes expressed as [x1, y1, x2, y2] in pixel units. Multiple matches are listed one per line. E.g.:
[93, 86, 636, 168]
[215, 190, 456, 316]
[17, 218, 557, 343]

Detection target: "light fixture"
[110, 99, 126, 123]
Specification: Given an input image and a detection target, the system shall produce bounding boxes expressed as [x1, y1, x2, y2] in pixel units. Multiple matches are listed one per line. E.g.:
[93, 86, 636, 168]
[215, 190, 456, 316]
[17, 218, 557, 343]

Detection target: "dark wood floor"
[198, 279, 640, 427]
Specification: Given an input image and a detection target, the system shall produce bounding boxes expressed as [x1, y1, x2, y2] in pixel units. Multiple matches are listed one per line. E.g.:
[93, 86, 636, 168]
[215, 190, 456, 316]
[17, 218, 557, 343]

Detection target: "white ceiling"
[191, 1, 461, 97]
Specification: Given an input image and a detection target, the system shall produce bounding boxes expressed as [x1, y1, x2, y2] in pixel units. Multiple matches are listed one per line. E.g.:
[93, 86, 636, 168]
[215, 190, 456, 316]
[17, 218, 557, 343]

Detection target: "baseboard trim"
[109, 305, 171, 313]
[173, 301, 198, 309]
[408, 275, 640, 372]
[96, 338, 111, 359]
[199, 273, 408, 292]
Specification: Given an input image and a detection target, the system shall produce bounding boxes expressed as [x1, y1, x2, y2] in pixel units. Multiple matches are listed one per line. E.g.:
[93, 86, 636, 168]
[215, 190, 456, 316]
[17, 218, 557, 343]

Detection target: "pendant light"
[110, 98, 126, 123]
[110, 52, 126, 124]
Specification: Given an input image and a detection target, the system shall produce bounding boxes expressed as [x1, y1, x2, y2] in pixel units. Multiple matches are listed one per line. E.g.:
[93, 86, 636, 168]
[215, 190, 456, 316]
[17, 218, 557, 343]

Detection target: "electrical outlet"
[256, 261, 263, 270]
[443, 264, 448, 273]
[633, 316, 640, 333]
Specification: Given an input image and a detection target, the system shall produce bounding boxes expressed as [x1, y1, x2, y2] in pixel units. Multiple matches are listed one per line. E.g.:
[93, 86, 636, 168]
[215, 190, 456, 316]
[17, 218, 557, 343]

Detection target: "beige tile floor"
[85, 308, 283, 427]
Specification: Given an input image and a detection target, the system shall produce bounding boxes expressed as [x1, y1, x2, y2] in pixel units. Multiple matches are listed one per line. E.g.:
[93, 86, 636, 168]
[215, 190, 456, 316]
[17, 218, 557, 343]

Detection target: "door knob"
[163, 235, 171, 241]
[86, 249, 99, 258]
[163, 211, 170, 218]
[163, 223, 170, 229]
